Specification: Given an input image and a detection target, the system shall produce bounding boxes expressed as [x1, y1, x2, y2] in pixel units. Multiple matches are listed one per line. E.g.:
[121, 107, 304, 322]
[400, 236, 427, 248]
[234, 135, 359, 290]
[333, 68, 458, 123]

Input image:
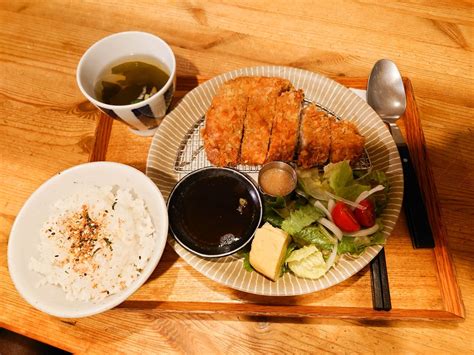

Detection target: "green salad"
[245, 160, 390, 280]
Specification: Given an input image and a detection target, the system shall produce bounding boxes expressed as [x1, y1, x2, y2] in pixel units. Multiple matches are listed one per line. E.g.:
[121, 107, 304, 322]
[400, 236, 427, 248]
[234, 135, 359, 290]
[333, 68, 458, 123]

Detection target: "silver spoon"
[367, 59, 434, 248]
[367, 59, 406, 143]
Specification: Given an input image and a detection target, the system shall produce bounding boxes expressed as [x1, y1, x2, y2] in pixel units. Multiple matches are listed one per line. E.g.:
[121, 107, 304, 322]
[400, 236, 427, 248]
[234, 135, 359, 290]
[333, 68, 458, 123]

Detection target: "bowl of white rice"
[8, 162, 168, 318]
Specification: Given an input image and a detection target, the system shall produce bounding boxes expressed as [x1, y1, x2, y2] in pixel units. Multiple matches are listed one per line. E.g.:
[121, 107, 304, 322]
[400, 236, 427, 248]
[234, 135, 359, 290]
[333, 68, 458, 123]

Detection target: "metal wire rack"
[174, 98, 372, 173]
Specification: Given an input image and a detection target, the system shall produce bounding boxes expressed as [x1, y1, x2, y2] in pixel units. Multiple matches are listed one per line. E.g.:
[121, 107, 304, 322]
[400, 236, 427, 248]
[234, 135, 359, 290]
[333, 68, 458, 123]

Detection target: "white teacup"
[77, 31, 176, 136]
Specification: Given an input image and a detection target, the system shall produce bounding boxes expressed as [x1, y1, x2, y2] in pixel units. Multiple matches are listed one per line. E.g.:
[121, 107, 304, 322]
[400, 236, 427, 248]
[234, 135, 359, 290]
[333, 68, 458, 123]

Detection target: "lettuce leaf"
[355, 170, 390, 214]
[298, 161, 371, 202]
[280, 242, 298, 276]
[323, 161, 370, 201]
[242, 251, 254, 272]
[297, 168, 330, 201]
[292, 225, 334, 251]
[338, 221, 386, 256]
[281, 204, 324, 236]
[263, 196, 286, 227]
[264, 211, 284, 228]
[287, 245, 327, 279]
[323, 160, 354, 192]
[334, 183, 371, 202]
[355, 170, 389, 187]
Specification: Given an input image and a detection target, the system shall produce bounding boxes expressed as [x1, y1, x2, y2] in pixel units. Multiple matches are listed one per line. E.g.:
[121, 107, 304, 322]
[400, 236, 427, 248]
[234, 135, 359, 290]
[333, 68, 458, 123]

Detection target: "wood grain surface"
[1, 1, 473, 353]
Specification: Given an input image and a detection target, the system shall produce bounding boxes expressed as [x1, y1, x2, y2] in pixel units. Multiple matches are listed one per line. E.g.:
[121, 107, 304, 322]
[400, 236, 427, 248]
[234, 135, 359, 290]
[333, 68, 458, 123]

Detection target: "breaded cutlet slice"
[266, 89, 304, 162]
[201, 92, 248, 166]
[252, 77, 293, 93]
[240, 77, 293, 165]
[217, 77, 258, 97]
[330, 120, 365, 164]
[297, 105, 332, 168]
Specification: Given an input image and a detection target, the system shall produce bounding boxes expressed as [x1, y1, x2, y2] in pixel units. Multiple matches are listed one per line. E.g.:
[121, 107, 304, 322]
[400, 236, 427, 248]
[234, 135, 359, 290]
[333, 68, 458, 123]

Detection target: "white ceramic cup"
[77, 31, 176, 136]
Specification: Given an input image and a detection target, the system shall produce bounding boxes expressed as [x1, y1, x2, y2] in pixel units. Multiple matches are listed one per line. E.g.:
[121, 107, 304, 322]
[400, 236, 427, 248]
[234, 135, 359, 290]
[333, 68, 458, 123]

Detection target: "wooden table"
[1, 1, 472, 353]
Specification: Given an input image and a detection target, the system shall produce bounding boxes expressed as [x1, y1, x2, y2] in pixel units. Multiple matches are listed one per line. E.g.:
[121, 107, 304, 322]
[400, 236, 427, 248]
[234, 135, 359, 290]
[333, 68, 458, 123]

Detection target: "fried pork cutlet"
[330, 120, 365, 164]
[266, 89, 304, 162]
[202, 76, 366, 168]
[240, 77, 293, 165]
[218, 77, 258, 97]
[297, 105, 332, 168]
[201, 81, 248, 166]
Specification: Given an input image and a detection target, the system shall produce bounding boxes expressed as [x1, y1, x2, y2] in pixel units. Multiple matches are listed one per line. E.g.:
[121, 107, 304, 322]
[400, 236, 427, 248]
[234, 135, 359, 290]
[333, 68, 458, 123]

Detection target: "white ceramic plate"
[146, 66, 403, 296]
[8, 162, 168, 318]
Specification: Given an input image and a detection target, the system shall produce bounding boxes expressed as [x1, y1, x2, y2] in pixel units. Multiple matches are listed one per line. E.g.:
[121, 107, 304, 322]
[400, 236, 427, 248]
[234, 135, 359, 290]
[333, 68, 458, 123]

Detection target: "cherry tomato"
[331, 202, 360, 232]
[354, 199, 376, 227]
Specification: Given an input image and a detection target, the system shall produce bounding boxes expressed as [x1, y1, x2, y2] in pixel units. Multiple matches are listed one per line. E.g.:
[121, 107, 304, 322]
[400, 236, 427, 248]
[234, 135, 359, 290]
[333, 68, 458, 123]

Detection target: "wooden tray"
[90, 76, 464, 320]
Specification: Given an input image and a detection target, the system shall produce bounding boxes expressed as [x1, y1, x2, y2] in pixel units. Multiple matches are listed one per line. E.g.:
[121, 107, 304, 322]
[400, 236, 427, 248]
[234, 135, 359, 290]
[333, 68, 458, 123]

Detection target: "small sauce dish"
[258, 161, 297, 197]
[167, 167, 263, 258]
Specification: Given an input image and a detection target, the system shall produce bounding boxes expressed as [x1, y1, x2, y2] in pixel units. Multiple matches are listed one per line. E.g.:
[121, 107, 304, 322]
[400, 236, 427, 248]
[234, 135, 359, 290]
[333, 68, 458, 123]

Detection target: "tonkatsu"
[330, 119, 366, 164]
[201, 80, 248, 166]
[201, 76, 366, 168]
[266, 89, 304, 162]
[297, 104, 332, 168]
[240, 77, 293, 164]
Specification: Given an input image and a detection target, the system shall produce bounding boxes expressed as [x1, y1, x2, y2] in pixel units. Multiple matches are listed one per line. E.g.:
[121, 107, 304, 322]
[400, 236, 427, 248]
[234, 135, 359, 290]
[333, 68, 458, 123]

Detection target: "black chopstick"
[398, 145, 435, 248]
[370, 248, 391, 311]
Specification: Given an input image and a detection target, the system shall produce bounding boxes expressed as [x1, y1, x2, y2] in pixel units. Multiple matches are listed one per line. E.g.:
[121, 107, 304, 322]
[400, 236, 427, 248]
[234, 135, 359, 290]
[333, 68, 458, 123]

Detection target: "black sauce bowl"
[167, 167, 263, 258]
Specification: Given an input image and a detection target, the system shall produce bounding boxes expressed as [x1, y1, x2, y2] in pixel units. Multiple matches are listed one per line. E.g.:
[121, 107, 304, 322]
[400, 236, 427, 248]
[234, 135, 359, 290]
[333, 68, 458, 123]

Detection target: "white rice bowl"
[8, 162, 168, 318]
[30, 186, 156, 302]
